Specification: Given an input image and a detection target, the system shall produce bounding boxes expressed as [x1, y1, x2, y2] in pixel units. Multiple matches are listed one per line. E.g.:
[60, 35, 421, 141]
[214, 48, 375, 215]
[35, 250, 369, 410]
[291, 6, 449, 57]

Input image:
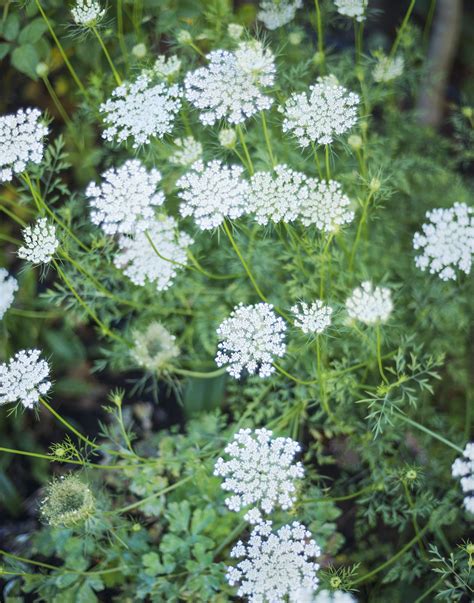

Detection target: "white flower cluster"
[215, 303, 287, 378]
[345, 281, 393, 325]
[153, 54, 182, 79]
[214, 428, 304, 518]
[312, 590, 357, 603]
[132, 322, 180, 373]
[413, 202, 474, 281]
[0, 108, 48, 182]
[86, 159, 164, 235]
[373, 54, 404, 83]
[177, 160, 250, 230]
[100, 74, 182, 147]
[18, 218, 59, 264]
[300, 179, 354, 231]
[249, 164, 307, 225]
[184, 41, 275, 125]
[258, 0, 303, 30]
[0, 349, 51, 409]
[71, 0, 105, 26]
[170, 136, 203, 167]
[218, 128, 237, 149]
[0, 269, 18, 320]
[227, 520, 320, 603]
[281, 77, 359, 147]
[292, 301, 333, 334]
[114, 216, 193, 291]
[334, 0, 368, 22]
[451, 443, 474, 514]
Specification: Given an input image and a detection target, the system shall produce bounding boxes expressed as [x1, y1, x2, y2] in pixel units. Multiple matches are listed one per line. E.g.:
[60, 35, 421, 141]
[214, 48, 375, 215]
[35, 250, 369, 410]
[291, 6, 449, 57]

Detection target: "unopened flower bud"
[132, 43, 147, 59]
[36, 62, 49, 78]
[177, 30, 192, 44]
[348, 134, 363, 150]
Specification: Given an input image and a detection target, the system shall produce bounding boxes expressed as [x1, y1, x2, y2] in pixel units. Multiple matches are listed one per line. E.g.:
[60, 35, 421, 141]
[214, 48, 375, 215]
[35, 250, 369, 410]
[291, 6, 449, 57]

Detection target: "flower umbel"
[292, 301, 333, 334]
[215, 303, 287, 378]
[170, 136, 203, 167]
[132, 322, 180, 373]
[334, 0, 368, 22]
[40, 474, 96, 528]
[71, 0, 105, 27]
[345, 281, 393, 325]
[0, 269, 18, 320]
[451, 443, 474, 515]
[0, 349, 51, 409]
[299, 179, 354, 232]
[258, 0, 303, 30]
[214, 428, 304, 517]
[18, 218, 59, 264]
[373, 54, 404, 83]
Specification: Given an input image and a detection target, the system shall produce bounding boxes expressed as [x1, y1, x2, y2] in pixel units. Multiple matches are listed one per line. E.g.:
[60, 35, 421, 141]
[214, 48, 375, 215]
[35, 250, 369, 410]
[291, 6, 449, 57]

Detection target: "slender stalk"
[189, 42, 207, 59]
[302, 483, 377, 504]
[375, 324, 389, 384]
[414, 575, 446, 603]
[393, 412, 464, 453]
[403, 481, 428, 559]
[92, 26, 122, 85]
[41, 75, 72, 127]
[349, 190, 374, 269]
[274, 363, 319, 386]
[172, 367, 227, 379]
[9, 308, 58, 319]
[355, 21, 364, 65]
[236, 125, 254, 175]
[316, 336, 330, 416]
[319, 233, 334, 299]
[324, 144, 331, 180]
[312, 143, 323, 178]
[261, 111, 276, 167]
[390, 0, 417, 59]
[423, 0, 437, 46]
[213, 521, 246, 558]
[187, 249, 240, 280]
[117, 0, 128, 65]
[0, 233, 21, 245]
[314, 0, 325, 68]
[0, 203, 27, 227]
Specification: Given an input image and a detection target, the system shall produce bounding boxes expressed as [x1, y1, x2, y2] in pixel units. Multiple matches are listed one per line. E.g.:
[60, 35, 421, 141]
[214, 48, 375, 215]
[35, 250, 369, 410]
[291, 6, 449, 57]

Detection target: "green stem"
[414, 575, 446, 603]
[311, 143, 323, 178]
[349, 191, 373, 269]
[172, 367, 227, 379]
[403, 481, 428, 559]
[375, 324, 389, 384]
[393, 412, 464, 454]
[324, 144, 331, 180]
[92, 26, 122, 85]
[189, 42, 207, 58]
[319, 233, 334, 299]
[117, 0, 128, 65]
[41, 75, 72, 127]
[0, 233, 21, 245]
[8, 308, 58, 319]
[261, 111, 276, 167]
[355, 20, 364, 66]
[236, 125, 254, 175]
[302, 483, 377, 504]
[274, 363, 319, 386]
[187, 249, 240, 280]
[390, 0, 417, 58]
[316, 336, 330, 416]
[423, 0, 437, 46]
[314, 0, 324, 66]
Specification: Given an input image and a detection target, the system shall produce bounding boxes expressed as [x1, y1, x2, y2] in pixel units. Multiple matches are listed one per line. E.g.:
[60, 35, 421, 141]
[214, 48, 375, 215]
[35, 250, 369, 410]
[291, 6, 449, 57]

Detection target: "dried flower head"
[413, 202, 474, 281]
[215, 303, 287, 378]
[40, 474, 96, 528]
[281, 77, 359, 147]
[227, 520, 321, 603]
[345, 281, 393, 325]
[0, 269, 18, 320]
[452, 443, 474, 515]
[299, 179, 354, 232]
[177, 160, 250, 230]
[0, 108, 48, 182]
[154, 55, 182, 79]
[214, 427, 304, 517]
[0, 349, 51, 409]
[114, 215, 193, 291]
[258, 0, 303, 30]
[132, 322, 180, 372]
[184, 42, 275, 125]
[170, 136, 203, 167]
[334, 0, 368, 22]
[18, 218, 59, 264]
[372, 54, 404, 83]
[248, 164, 307, 225]
[100, 74, 182, 147]
[71, 0, 105, 27]
[86, 159, 164, 235]
[292, 301, 333, 334]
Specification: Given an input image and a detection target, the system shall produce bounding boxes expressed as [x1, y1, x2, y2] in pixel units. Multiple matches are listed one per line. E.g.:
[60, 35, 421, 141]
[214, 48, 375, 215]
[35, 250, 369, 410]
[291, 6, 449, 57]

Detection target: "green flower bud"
[40, 474, 95, 528]
[35, 62, 49, 78]
[177, 30, 193, 45]
[348, 134, 363, 150]
[132, 43, 147, 59]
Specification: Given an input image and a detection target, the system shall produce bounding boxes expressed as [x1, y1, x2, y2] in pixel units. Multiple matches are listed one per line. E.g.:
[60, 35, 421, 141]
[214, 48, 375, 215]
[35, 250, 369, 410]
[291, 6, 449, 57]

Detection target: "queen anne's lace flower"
[153, 55, 182, 79]
[228, 23, 244, 40]
[0, 108, 48, 182]
[334, 0, 368, 22]
[413, 202, 474, 281]
[132, 322, 180, 372]
[346, 281, 393, 325]
[114, 216, 193, 291]
[0, 269, 18, 320]
[248, 164, 307, 225]
[373, 54, 404, 83]
[292, 301, 333, 334]
[451, 443, 474, 515]
[299, 179, 354, 231]
[0, 349, 51, 409]
[218, 128, 237, 149]
[170, 137, 203, 167]
[214, 428, 304, 517]
[71, 0, 105, 26]
[177, 160, 250, 230]
[281, 78, 359, 147]
[86, 160, 164, 235]
[215, 303, 286, 378]
[227, 520, 321, 603]
[258, 0, 303, 30]
[18, 218, 59, 264]
[311, 590, 357, 603]
[100, 74, 182, 147]
[184, 41, 275, 125]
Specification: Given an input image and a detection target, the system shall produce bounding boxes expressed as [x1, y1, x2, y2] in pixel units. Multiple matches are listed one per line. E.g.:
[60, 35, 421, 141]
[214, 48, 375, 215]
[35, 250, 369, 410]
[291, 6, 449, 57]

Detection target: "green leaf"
[19, 19, 48, 44]
[11, 44, 40, 80]
[0, 42, 11, 60]
[2, 14, 20, 41]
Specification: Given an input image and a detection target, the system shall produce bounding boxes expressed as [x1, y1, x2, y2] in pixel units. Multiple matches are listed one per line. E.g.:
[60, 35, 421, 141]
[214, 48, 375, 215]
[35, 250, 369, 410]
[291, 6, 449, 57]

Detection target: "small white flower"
[248, 164, 307, 225]
[345, 281, 393, 325]
[154, 55, 182, 79]
[0, 349, 51, 409]
[292, 301, 333, 334]
[114, 215, 193, 292]
[214, 428, 304, 515]
[258, 0, 303, 30]
[281, 77, 359, 147]
[373, 54, 404, 83]
[299, 179, 354, 232]
[215, 303, 286, 379]
[132, 322, 180, 372]
[218, 128, 237, 149]
[170, 136, 203, 167]
[71, 0, 105, 27]
[452, 443, 474, 515]
[132, 43, 147, 59]
[228, 23, 244, 40]
[227, 520, 321, 602]
[184, 41, 275, 125]
[312, 590, 358, 603]
[100, 74, 182, 147]
[0, 108, 48, 182]
[86, 159, 164, 235]
[413, 202, 474, 281]
[0, 269, 18, 320]
[18, 218, 59, 264]
[177, 160, 250, 230]
[334, 0, 368, 22]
